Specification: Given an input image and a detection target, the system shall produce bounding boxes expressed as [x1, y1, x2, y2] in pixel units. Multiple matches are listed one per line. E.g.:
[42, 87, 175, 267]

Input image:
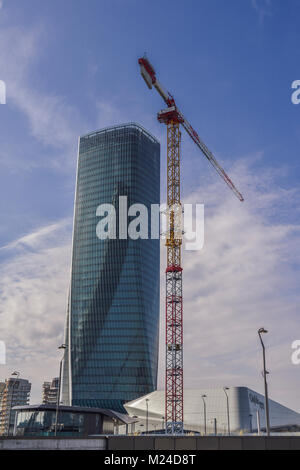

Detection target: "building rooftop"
[80, 122, 159, 144]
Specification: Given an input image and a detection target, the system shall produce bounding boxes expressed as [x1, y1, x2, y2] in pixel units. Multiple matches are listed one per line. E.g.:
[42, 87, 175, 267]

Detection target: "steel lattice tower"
[165, 120, 183, 434]
[138, 56, 244, 435]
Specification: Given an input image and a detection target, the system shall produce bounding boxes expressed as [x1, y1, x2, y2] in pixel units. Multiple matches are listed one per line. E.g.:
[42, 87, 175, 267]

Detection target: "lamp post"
[201, 395, 207, 435]
[146, 398, 149, 434]
[161, 416, 165, 434]
[139, 423, 144, 435]
[249, 414, 253, 434]
[213, 418, 217, 435]
[131, 416, 138, 434]
[256, 409, 261, 435]
[258, 328, 270, 436]
[223, 387, 230, 436]
[54, 344, 67, 436]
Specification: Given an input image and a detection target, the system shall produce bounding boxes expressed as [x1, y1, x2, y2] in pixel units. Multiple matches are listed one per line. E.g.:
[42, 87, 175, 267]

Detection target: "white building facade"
[125, 387, 300, 434]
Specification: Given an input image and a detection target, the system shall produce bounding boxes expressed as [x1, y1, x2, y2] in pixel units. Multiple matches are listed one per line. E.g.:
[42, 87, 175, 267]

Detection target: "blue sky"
[0, 0, 300, 410]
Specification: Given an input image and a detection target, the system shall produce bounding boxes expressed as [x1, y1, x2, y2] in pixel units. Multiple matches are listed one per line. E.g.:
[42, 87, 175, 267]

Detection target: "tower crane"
[138, 56, 244, 435]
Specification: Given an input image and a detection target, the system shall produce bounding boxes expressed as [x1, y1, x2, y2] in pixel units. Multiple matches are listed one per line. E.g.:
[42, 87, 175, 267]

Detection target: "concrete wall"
[1, 436, 300, 450]
[107, 436, 300, 450]
[0, 437, 107, 450]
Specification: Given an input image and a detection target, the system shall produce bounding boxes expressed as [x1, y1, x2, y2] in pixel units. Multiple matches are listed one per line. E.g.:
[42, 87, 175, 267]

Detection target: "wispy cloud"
[0, 23, 87, 171]
[0, 219, 72, 401]
[95, 97, 163, 142]
[251, 0, 273, 24]
[0, 219, 71, 252]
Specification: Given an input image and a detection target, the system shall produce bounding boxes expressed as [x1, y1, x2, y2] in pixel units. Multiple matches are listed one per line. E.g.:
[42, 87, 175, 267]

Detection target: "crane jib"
[181, 119, 244, 202]
[138, 57, 245, 202]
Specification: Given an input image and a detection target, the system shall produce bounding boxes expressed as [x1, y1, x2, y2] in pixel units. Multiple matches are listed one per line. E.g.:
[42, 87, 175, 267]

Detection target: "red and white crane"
[138, 56, 244, 434]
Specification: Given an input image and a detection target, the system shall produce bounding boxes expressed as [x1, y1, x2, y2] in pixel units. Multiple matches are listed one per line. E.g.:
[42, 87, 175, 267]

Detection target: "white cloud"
[158, 157, 300, 412]
[251, 0, 273, 24]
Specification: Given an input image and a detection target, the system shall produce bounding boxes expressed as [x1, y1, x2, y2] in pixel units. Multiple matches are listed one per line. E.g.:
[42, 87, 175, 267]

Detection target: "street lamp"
[249, 414, 253, 434]
[161, 416, 165, 434]
[258, 327, 270, 436]
[212, 418, 217, 435]
[131, 416, 138, 435]
[223, 387, 230, 436]
[54, 344, 67, 436]
[145, 398, 149, 434]
[256, 409, 261, 435]
[201, 395, 207, 435]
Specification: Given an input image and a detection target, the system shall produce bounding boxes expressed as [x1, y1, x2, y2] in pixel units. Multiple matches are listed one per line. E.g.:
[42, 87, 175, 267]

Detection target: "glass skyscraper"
[62, 123, 160, 412]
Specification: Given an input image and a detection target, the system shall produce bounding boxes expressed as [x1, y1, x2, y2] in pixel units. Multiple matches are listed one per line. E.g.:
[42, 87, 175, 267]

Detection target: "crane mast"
[164, 113, 183, 434]
[138, 56, 243, 435]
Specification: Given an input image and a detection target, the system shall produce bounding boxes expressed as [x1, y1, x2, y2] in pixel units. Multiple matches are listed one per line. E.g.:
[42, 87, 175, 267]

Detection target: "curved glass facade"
[62, 124, 160, 412]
